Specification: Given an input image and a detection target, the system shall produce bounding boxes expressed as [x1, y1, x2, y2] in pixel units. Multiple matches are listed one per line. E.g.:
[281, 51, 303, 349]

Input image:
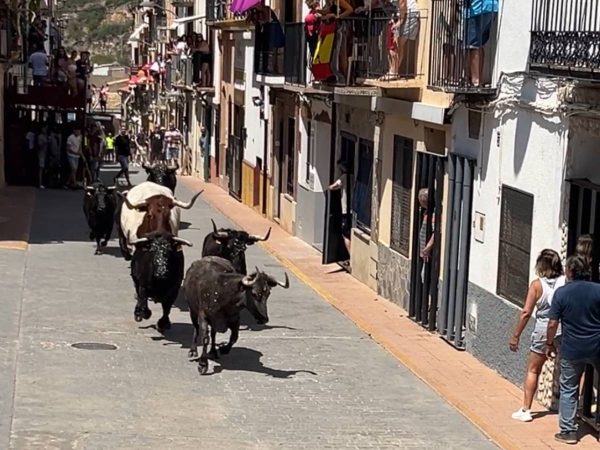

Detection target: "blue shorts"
[167, 147, 179, 160]
[67, 154, 79, 170]
[465, 12, 496, 48]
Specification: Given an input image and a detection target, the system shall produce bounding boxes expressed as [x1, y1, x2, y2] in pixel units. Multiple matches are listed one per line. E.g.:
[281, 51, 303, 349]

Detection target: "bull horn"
[172, 190, 203, 209]
[107, 185, 117, 191]
[172, 237, 193, 247]
[117, 191, 147, 210]
[276, 272, 290, 289]
[211, 219, 229, 239]
[241, 273, 257, 287]
[129, 237, 149, 245]
[250, 227, 271, 242]
[85, 186, 95, 192]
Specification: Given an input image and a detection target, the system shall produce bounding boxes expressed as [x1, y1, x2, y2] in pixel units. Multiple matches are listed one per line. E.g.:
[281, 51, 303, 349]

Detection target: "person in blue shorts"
[465, 0, 498, 87]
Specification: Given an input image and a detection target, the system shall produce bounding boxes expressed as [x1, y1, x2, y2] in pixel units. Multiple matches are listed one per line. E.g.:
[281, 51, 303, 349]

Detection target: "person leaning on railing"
[317, 0, 354, 84]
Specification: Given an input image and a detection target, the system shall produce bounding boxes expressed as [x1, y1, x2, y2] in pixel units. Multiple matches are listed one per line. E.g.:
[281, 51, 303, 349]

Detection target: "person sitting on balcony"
[29, 44, 49, 86]
[465, 0, 498, 87]
[304, 0, 321, 59]
[386, 0, 419, 80]
[318, 0, 354, 84]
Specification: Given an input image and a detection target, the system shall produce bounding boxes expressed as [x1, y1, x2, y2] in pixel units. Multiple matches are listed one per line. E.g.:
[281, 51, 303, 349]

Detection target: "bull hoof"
[94, 249, 102, 255]
[188, 349, 198, 358]
[198, 362, 209, 375]
[142, 308, 152, 320]
[89, 232, 94, 240]
[101, 240, 108, 247]
[134, 313, 143, 322]
[219, 345, 232, 355]
[157, 317, 171, 332]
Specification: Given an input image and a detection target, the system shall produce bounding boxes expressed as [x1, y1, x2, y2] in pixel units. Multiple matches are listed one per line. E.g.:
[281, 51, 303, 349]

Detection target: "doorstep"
[180, 176, 599, 450]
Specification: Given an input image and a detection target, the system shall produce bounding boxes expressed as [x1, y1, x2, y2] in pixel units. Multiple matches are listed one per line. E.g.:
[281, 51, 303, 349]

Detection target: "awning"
[174, 14, 206, 24]
[128, 23, 148, 43]
[230, 0, 260, 13]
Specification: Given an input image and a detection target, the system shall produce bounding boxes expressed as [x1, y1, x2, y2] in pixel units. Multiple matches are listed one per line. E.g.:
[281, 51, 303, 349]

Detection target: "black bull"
[83, 183, 117, 255]
[201, 219, 271, 274]
[143, 162, 178, 192]
[130, 232, 193, 331]
[183, 256, 289, 375]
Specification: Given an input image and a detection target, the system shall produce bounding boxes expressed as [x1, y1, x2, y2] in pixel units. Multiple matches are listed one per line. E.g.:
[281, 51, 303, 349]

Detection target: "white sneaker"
[511, 408, 533, 422]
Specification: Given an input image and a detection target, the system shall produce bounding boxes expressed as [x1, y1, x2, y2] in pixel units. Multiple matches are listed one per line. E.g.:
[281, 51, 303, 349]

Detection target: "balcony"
[429, 0, 498, 94]
[206, 0, 250, 29]
[529, 0, 600, 79]
[5, 73, 86, 109]
[308, 12, 426, 91]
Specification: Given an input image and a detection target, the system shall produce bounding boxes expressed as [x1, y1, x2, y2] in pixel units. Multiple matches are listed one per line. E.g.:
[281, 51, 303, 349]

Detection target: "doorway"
[566, 178, 600, 431]
[227, 104, 244, 200]
[409, 152, 445, 331]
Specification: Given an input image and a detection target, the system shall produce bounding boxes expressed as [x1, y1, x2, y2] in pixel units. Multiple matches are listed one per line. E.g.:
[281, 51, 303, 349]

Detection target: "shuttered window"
[390, 135, 414, 256]
[497, 186, 534, 306]
[353, 139, 374, 232]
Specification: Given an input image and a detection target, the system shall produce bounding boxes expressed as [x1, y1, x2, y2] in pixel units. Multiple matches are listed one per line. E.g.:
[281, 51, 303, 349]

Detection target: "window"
[353, 139, 374, 232]
[497, 186, 534, 306]
[391, 136, 414, 256]
[468, 110, 482, 140]
[286, 117, 296, 196]
[305, 120, 315, 186]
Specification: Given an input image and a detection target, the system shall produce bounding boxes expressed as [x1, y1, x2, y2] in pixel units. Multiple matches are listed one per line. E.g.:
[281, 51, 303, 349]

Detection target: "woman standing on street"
[509, 249, 565, 422]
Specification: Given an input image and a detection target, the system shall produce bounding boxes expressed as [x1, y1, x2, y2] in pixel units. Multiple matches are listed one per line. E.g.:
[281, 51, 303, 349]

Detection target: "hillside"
[58, 0, 134, 66]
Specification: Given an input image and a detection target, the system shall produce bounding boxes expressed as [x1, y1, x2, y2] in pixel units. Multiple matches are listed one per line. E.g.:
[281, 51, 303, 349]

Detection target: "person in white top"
[28, 45, 49, 86]
[65, 128, 82, 189]
[328, 161, 351, 257]
[509, 249, 566, 422]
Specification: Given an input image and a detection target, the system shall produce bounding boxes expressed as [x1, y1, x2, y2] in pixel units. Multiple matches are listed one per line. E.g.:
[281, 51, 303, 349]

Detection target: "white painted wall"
[493, 0, 533, 79]
[457, 77, 568, 293]
[297, 99, 331, 193]
[242, 31, 264, 166]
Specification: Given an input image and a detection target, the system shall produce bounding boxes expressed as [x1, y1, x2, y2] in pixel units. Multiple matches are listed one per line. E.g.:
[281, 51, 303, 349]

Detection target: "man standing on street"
[150, 126, 165, 163]
[113, 128, 132, 187]
[65, 127, 82, 189]
[164, 123, 182, 168]
[546, 255, 600, 444]
[105, 132, 115, 163]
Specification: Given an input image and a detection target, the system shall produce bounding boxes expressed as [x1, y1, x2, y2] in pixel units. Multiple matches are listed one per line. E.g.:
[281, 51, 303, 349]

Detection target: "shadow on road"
[211, 347, 317, 378]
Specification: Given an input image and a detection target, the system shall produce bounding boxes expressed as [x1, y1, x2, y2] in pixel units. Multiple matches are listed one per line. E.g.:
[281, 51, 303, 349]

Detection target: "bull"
[116, 181, 202, 260]
[183, 256, 289, 375]
[130, 232, 193, 330]
[143, 161, 178, 192]
[202, 219, 271, 274]
[83, 182, 117, 255]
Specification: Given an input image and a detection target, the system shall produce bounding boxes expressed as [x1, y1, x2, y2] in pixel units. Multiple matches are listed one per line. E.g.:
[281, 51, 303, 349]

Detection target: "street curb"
[0, 188, 35, 252]
[181, 177, 515, 450]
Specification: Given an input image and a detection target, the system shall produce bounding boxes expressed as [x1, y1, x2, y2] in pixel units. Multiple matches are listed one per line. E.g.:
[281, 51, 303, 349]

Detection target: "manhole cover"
[71, 342, 118, 350]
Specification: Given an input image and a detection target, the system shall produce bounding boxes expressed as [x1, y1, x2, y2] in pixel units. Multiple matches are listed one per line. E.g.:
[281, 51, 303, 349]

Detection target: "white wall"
[458, 77, 568, 293]
[297, 99, 331, 193]
[242, 31, 264, 166]
[493, 0, 533, 78]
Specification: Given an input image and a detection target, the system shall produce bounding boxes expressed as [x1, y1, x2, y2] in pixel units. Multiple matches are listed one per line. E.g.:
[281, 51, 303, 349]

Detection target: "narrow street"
[0, 166, 497, 450]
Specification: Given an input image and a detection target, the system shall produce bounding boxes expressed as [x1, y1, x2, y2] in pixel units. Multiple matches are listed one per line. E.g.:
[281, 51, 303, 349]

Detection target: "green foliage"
[89, 21, 132, 41]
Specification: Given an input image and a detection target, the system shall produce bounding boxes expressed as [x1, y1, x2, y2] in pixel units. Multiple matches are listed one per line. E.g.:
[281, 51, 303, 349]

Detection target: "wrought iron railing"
[206, 0, 248, 22]
[429, 0, 499, 93]
[308, 12, 424, 86]
[254, 47, 283, 76]
[284, 22, 307, 85]
[529, 0, 600, 79]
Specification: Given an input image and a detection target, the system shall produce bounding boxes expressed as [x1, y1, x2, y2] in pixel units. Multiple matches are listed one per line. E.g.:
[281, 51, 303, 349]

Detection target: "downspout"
[439, 154, 455, 336]
[328, 100, 337, 184]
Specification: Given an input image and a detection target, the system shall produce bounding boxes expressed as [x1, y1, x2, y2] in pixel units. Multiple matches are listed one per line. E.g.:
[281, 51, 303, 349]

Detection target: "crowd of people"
[509, 235, 600, 445]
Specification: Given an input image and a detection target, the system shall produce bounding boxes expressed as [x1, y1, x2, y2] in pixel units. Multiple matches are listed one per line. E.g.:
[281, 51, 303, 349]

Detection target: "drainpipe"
[439, 154, 455, 336]
[328, 100, 337, 184]
[445, 155, 463, 343]
[453, 158, 473, 348]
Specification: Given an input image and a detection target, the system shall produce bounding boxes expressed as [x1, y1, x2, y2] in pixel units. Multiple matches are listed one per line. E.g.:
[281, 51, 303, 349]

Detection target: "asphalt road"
[0, 165, 498, 449]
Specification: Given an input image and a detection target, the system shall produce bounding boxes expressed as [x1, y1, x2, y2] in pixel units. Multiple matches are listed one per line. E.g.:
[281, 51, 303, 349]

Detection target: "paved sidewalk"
[181, 176, 600, 450]
[0, 186, 35, 251]
[0, 167, 497, 449]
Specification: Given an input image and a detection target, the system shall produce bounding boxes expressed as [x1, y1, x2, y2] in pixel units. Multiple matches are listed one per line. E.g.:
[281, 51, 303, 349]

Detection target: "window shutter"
[497, 186, 534, 306]
[391, 135, 414, 257]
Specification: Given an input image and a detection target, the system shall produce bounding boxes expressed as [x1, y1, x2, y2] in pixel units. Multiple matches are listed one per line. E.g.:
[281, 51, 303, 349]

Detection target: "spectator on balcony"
[28, 18, 46, 55]
[465, 0, 498, 87]
[164, 123, 183, 167]
[176, 36, 188, 57]
[49, 17, 60, 52]
[77, 51, 93, 81]
[150, 54, 163, 85]
[509, 249, 565, 423]
[304, 0, 321, 59]
[99, 85, 108, 112]
[196, 34, 211, 87]
[390, 0, 420, 79]
[319, 0, 354, 83]
[29, 45, 49, 86]
[67, 50, 80, 96]
[54, 47, 69, 85]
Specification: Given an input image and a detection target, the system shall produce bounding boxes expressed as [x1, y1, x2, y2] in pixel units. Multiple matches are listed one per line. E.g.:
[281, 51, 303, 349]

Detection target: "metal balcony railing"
[429, 0, 499, 93]
[284, 22, 307, 85]
[529, 0, 600, 79]
[206, 0, 248, 23]
[254, 47, 283, 76]
[308, 12, 425, 86]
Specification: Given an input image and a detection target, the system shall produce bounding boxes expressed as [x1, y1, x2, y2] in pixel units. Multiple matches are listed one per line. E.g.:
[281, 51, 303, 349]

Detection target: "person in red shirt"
[304, 1, 321, 59]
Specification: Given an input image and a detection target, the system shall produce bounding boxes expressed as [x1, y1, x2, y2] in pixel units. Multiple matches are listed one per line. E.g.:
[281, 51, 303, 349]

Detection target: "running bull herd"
[82, 162, 290, 374]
